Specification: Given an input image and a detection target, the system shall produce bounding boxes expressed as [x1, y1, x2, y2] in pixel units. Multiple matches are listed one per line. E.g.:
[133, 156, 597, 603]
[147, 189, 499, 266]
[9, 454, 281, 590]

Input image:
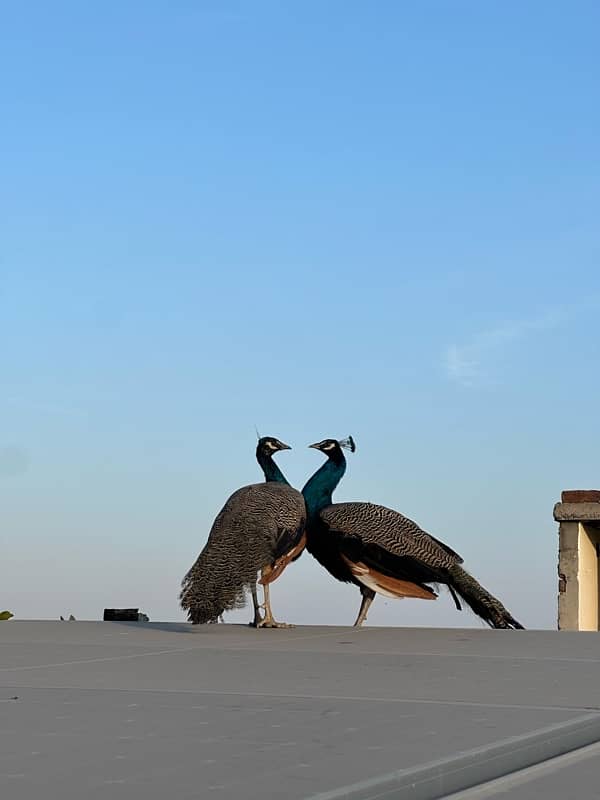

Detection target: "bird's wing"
[204, 483, 297, 548]
[320, 502, 462, 567]
[259, 485, 307, 584]
[182, 483, 299, 587]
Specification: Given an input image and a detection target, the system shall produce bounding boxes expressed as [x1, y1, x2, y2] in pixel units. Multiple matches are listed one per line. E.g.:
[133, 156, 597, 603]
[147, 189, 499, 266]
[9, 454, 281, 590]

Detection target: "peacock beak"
[308, 442, 320, 450]
[278, 442, 291, 451]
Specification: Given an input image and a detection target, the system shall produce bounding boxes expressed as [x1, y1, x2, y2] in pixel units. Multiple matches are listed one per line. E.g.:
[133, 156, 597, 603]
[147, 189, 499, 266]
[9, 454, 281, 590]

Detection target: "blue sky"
[2, 1, 599, 628]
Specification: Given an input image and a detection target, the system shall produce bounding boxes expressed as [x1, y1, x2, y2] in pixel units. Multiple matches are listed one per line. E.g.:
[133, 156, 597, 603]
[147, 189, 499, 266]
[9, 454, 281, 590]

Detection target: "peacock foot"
[249, 612, 264, 628]
[257, 617, 294, 629]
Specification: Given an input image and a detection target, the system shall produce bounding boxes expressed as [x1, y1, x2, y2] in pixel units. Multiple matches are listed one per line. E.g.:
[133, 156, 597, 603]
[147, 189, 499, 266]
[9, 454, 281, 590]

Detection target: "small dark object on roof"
[103, 608, 139, 622]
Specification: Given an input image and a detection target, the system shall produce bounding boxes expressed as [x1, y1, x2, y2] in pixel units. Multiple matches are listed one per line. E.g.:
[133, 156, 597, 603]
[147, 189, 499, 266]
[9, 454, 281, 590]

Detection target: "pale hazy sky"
[2, 1, 599, 628]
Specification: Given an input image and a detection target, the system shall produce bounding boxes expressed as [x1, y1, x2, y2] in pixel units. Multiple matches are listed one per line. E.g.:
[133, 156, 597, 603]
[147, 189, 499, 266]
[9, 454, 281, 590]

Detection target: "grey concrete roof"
[1, 622, 600, 799]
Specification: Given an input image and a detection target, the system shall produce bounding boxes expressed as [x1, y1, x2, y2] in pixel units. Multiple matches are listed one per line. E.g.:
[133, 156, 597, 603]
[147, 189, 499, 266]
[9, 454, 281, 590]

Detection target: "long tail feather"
[447, 584, 462, 611]
[448, 565, 524, 629]
[180, 546, 249, 624]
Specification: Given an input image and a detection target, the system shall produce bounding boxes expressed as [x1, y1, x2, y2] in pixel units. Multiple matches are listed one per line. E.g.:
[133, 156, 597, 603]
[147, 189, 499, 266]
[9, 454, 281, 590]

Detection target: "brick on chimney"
[561, 490, 600, 504]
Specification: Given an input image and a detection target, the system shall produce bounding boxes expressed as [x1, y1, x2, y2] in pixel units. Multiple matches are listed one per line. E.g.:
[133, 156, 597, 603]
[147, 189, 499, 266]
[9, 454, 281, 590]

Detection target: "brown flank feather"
[259, 533, 307, 585]
[341, 555, 437, 600]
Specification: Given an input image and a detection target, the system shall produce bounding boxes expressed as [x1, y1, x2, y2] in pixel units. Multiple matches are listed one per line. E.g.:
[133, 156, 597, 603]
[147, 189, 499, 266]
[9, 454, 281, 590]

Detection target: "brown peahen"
[180, 437, 306, 627]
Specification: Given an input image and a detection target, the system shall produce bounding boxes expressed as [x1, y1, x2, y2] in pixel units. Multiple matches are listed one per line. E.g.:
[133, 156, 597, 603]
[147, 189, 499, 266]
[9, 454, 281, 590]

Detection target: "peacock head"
[256, 436, 292, 457]
[308, 436, 356, 458]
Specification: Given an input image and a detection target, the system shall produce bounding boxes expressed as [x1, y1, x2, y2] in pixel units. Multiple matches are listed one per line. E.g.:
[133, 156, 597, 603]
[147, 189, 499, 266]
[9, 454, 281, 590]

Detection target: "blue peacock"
[180, 436, 306, 627]
[302, 436, 523, 629]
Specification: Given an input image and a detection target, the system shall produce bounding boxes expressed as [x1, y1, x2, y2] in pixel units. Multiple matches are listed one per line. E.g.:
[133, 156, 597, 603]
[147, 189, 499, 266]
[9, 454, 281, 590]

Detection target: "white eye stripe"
[323, 443, 335, 450]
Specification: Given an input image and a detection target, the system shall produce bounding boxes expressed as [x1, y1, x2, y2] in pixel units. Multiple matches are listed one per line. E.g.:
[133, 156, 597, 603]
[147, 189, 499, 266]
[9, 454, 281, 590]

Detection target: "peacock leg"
[249, 582, 264, 627]
[257, 576, 294, 629]
[353, 587, 376, 627]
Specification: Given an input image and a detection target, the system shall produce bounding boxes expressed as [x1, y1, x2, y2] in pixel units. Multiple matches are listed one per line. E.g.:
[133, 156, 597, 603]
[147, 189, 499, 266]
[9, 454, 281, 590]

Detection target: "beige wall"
[578, 523, 600, 631]
[558, 520, 600, 631]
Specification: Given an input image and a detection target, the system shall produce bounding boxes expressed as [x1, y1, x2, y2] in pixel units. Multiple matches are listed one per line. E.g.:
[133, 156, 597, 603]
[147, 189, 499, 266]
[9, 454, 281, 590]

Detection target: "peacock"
[180, 436, 306, 627]
[302, 437, 523, 629]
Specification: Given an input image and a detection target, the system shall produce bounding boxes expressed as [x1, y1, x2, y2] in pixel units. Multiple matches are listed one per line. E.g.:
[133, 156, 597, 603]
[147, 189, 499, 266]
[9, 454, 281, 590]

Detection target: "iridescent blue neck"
[256, 449, 289, 485]
[302, 456, 346, 520]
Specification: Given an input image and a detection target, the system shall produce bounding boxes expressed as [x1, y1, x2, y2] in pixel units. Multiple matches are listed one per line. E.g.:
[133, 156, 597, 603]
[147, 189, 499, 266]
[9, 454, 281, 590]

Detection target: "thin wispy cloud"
[444, 302, 597, 387]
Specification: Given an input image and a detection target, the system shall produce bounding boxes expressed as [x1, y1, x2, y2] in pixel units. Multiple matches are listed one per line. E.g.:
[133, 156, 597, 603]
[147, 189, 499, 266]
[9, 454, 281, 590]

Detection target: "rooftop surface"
[2, 622, 600, 799]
